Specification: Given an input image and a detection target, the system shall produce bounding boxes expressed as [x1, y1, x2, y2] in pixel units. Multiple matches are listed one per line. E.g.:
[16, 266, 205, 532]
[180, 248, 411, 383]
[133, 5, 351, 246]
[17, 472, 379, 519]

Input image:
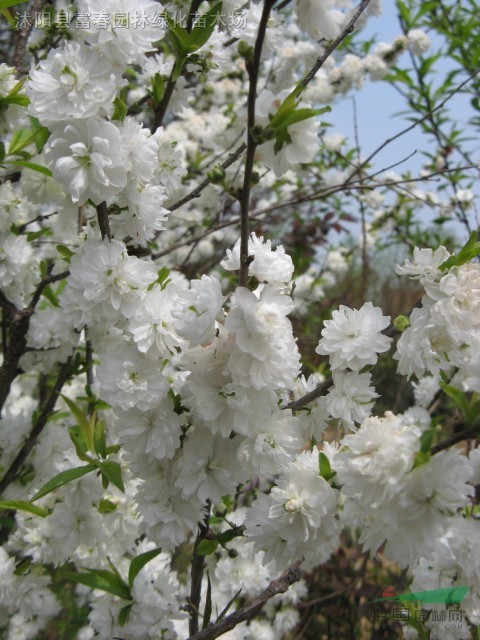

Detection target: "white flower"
[396, 246, 450, 289]
[225, 286, 300, 390]
[118, 118, 161, 184]
[128, 281, 183, 358]
[295, 0, 345, 40]
[221, 233, 294, 285]
[407, 29, 431, 55]
[27, 41, 124, 127]
[45, 117, 128, 204]
[326, 371, 378, 430]
[114, 397, 182, 461]
[114, 182, 169, 245]
[322, 132, 346, 152]
[67, 239, 158, 313]
[174, 430, 244, 504]
[172, 275, 225, 346]
[316, 302, 391, 371]
[245, 450, 340, 568]
[236, 409, 303, 476]
[77, 0, 166, 64]
[95, 344, 169, 410]
[255, 90, 319, 177]
[336, 412, 421, 506]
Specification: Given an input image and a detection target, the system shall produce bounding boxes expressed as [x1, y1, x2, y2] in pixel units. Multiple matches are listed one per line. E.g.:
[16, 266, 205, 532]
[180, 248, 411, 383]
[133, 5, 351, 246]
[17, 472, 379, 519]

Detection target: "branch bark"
[239, 0, 277, 286]
[189, 508, 211, 635]
[187, 559, 303, 640]
[0, 357, 72, 495]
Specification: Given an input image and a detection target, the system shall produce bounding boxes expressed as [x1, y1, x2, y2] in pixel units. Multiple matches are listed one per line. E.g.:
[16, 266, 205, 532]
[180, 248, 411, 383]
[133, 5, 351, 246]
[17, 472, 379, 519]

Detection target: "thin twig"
[299, 0, 373, 91]
[0, 357, 72, 495]
[431, 423, 480, 455]
[239, 0, 277, 286]
[186, 559, 303, 640]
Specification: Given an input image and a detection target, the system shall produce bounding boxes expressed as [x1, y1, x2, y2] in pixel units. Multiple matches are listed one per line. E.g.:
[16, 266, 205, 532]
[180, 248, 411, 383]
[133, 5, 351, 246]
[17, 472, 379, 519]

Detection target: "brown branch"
[239, 0, 276, 286]
[96, 202, 111, 241]
[431, 422, 480, 455]
[0, 357, 72, 495]
[0, 269, 70, 416]
[187, 559, 303, 640]
[189, 507, 211, 635]
[167, 143, 247, 215]
[11, 0, 47, 71]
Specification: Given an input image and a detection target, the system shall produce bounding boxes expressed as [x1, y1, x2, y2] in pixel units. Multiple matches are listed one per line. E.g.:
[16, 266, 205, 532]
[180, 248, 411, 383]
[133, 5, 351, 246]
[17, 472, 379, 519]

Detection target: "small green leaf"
[217, 528, 242, 545]
[188, 1, 223, 49]
[440, 382, 469, 415]
[151, 73, 165, 104]
[31, 464, 96, 502]
[98, 499, 117, 514]
[64, 569, 132, 600]
[419, 428, 435, 454]
[440, 231, 480, 271]
[95, 460, 125, 493]
[62, 395, 94, 452]
[56, 244, 74, 263]
[202, 573, 212, 629]
[0, 499, 49, 517]
[111, 97, 128, 122]
[0, 0, 30, 10]
[318, 452, 335, 481]
[6, 160, 52, 177]
[118, 603, 133, 627]
[128, 547, 163, 589]
[94, 419, 107, 459]
[8, 129, 36, 155]
[196, 539, 218, 556]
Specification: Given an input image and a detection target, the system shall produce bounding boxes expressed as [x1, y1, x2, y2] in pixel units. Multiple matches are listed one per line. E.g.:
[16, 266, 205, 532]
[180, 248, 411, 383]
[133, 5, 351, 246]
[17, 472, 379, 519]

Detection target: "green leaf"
[269, 86, 303, 129]
[196, 539, 218, 556]
[40, 284, 59, 307]
[0, 0, 29, 10]
[419, 428, 435, 454]
[62, 395, 94, 452]
[64, 569, 132, 600]
[95, 460, 125, 493]
[98, 499, 117, 514]
[188, 1, 223, 49]
[111, 97, 128, 122]
[128, 547, 163, 589]
[8, 129, 36, 155]
[318, 452, 335, 481]
[171, 53, 187, 82]
[217, 528, 242, 545]
[151, 73, 165, 104]
[0, 499, 49, 517]
[5, 94, 29, 107]
[5, 160, 52, 176]
[275, 106, 331, 130]
[56, 244, 74, 263]
[202, 573, 212, 629]
[440, 231, 480, 271]
[31, 464, 96, 502]
[440, 382, 469, 415]
[94, 419, 107, 459]
[118, 603, 133, 627]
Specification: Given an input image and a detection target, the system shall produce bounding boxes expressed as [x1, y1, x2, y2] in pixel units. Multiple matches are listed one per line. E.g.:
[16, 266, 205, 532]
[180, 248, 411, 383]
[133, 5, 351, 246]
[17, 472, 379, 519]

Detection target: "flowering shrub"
[0, 0, 479, 639]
